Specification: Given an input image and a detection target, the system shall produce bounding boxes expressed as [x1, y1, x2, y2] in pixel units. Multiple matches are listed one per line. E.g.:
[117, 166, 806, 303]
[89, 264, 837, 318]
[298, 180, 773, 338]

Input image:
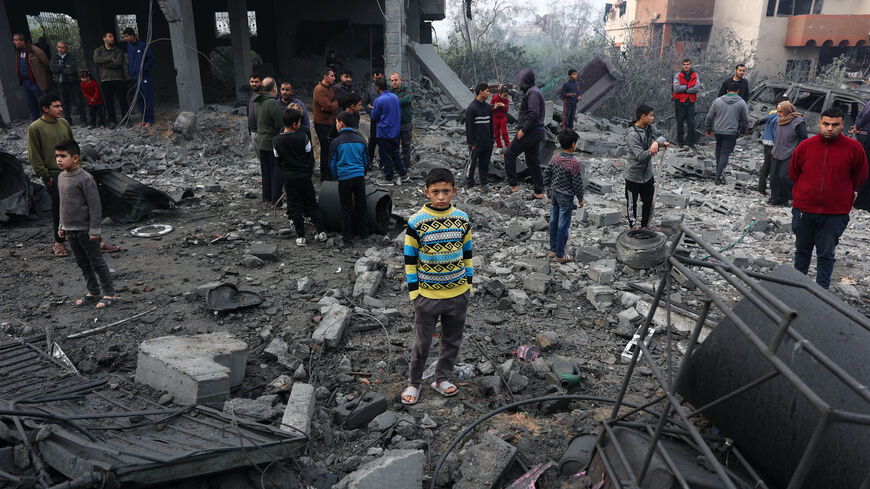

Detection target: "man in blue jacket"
[329, 111, 370, 243]
[370, 77, 406, 186]
[505, 68, 546, 199]
[558, 69, 581, 130]
[123, 28, 155, 127]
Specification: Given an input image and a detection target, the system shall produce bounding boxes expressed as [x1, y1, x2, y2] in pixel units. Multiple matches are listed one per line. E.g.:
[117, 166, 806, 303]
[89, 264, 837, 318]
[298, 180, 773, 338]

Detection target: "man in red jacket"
[789, 107, 868, 289]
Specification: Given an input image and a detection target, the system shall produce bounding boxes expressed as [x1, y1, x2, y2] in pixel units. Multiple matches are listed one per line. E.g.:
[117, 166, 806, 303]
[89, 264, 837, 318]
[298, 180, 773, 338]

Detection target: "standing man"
[364, 69, 384, 165]
[558, 69, 581, 130]
[13, 33, 51, 120]
[313, 67, 339, 180]
[465, 83, 494, 191]
[718, 64, 749, 102]
[624, 104, 668, 229]
[390, 72, 413, 170]
[253, 77, 285, 206]
[278, 81, 310, 135]
[504, 68, 546, 199]
[93, 32, 129, 129]
[333, 69, 359, 128]
[790, 108, 867, 289]
[705, 81, 749, 185]
[370, 77, 406, 186]
[246, 73, 261, 151]
[28, 94, 73, 257]
[672, 58, 700, 148]
[50, 41, 86, 126]
[122, 28, 155, 127]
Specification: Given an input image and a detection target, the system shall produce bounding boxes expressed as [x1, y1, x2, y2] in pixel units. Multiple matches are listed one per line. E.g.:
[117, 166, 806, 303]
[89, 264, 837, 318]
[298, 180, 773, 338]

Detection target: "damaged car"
[748, 80, 869, 137]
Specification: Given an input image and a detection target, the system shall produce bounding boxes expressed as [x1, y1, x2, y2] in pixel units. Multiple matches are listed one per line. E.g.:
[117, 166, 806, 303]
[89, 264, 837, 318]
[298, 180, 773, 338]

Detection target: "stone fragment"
[333, 392, 388, 429]
[508, 289, 530, 306]
[265, 374, 293, 394]
[297, 276, 316, 293]
[575, 246, 605, 264]
[312, 304, 351, 347]
[223, 396, 276, 421]
[241, 254, 264, 268]
[586, 285, 615, 311]
[281, 383, 316, 436]
[262, 337, 294, 369]
[620, 291, 641, 308]
[248, 242, 279, 261]
[523, 272, 551, 294]
[355, 256, 380, 275]
[507, 372, 528, 392]
[454, 432, 517, 489]
[172, 111, 196, 137]
[478, 375, 502, 396]
[536, 330, 558, 349]
[588, 259, 616, 284]
[484, 279, 506, 298]
[135, 332, 247, 406]
[353, 270, 384, 298]
[334, 449, 425, 489]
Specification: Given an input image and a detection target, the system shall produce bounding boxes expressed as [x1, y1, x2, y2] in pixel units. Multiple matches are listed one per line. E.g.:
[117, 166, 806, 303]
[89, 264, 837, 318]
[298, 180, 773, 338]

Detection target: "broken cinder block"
[353, 270, 384, 298]
[281, 383, 316, 436]
[332, 392, 388, 429]
[312, 304, 351, 348]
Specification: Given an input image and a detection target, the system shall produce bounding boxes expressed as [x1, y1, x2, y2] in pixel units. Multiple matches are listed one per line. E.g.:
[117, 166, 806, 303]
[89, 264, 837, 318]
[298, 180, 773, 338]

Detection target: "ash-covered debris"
[1, 78, 869, 489]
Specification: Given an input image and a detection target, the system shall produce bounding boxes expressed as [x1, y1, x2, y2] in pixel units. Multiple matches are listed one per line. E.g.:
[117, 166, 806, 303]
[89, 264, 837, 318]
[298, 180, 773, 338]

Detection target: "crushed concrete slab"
[281, 383, 316, 436]
[586, 285, 615, 311]
[454, 432, 517, 489]
[353, 270, 384, 298]
[333, 392, 388, 429]
[135, 332, 247, 406]
[334, 449, 425, 489]
[408, 41, 473, 111]
[588, 259, 616, 284]
[247, 242, 279, 261]
[508, 289, 531, 305]
[312, 304, 351, 348]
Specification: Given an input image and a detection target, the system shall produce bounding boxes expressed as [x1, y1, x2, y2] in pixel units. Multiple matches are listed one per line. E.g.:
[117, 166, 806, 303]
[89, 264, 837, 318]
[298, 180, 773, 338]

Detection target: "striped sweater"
[404, 204, 473, 300]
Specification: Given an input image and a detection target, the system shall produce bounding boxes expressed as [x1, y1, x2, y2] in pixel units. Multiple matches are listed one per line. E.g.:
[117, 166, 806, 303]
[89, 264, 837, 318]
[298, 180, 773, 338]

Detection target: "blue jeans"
[563, 102, 577, 130]
[21, 80, 43, 120]
[714, 134, 737, 179]
[791, 208, 849, 289]
[378, 137, 406, 181]
[549, 192, 574, 258]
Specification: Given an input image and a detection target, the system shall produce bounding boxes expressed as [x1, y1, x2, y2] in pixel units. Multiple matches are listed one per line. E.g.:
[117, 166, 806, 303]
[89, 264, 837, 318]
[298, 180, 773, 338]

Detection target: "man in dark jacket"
[50, 41, 86, 126]
[505, 68, 546, 198]
[673, 58, 700, 148]
[789, 108, 868, 288]
[624, 104, 668, 229]
[465, 83, 494, 191]
[278, 81, 310, 134]
[717, 64, 749, 102]
[390, 72, 413, 170]
[850, 101, 870, 210]
[364, 69, 384, 165]
[247, 73, 261, 150]
[558, 69, 581, 130]
[123, 28, 155, 126]
[14, 33, 51, 120]
[93, 32, 129, 128]
[254, 77, 286, 206]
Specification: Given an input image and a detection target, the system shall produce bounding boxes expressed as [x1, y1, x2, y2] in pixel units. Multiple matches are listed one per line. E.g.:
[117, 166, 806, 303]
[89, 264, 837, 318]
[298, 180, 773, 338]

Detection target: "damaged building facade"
[604, 0, 870, 77]
[0, 0, 446, 122]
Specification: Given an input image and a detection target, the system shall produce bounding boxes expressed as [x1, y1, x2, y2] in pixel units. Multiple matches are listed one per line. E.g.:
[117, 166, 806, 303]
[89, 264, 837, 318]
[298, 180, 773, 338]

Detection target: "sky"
[431, 0, 611, 41]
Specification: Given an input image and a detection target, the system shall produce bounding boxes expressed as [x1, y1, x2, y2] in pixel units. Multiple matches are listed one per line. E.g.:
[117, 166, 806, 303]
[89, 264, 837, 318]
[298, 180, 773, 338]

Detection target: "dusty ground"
[1, 104, 868, 488]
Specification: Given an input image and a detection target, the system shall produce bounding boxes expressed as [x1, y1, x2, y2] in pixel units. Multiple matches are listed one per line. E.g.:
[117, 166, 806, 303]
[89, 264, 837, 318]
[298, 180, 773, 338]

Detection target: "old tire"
[616, 229, 667, 269]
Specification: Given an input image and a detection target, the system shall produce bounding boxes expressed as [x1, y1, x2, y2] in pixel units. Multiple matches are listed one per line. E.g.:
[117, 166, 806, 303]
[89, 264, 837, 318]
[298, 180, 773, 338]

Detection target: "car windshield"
[793, 89, 826, 113]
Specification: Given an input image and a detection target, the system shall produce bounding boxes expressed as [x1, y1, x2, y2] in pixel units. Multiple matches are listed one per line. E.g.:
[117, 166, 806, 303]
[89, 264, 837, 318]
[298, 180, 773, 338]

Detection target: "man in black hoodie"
[505, 68, 546, 198]
[465, 83, 494, 191]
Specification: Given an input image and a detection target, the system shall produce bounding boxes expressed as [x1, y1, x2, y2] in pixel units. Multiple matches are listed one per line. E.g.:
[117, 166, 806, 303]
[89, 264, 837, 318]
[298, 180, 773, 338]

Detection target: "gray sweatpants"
[408, 290, 470, 388]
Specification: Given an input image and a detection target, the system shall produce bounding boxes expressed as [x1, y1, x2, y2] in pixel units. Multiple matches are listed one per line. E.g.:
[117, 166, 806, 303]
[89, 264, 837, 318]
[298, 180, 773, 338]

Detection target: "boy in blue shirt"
[329, 111, 371, 243]
[558, 69, 581, 130]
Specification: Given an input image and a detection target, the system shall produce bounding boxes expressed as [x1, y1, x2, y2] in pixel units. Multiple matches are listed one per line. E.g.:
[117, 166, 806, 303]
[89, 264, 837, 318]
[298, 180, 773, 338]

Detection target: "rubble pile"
[1, 79, 869, 488]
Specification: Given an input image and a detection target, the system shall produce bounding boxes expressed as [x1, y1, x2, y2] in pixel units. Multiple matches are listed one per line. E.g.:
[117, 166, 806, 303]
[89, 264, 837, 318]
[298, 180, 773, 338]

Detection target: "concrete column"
[157, 0, 204, 111]
[384, 0, 405, 79]
[0, 0, 28, 121]
[273, 1, 294, 78]
[73, 0, 103, 78]
[228, 0, 251, 104]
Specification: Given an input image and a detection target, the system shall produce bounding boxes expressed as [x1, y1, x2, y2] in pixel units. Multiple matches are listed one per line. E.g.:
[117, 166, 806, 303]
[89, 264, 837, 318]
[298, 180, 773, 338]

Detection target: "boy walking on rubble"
[545, 129, 585, 263]
[55, 139, 117, 309]
[401, 168, 473, 405]
[624, 104, 669, 229]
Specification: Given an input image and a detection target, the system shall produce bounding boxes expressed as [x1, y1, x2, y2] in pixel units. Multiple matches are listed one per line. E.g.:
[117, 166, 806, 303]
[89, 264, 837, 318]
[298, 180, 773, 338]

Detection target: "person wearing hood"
[13, 33, 51, 120]
[768, 101, 807, 206]
[705, 81, 749, 185]
[504, 68, 546, 198]
[789, 107, 867, 289]
[254, 77, 286, 206]
[672, 58, 700, 148]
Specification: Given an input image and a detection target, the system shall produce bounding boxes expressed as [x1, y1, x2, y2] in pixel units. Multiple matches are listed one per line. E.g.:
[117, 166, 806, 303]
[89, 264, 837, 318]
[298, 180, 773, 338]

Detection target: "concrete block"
[617, 307, 641, 328]
[355, 256, 380, 275]
[586, 286, 615, 311]
[248, 242, 279, 261]
[657, 191, 689, 208]
[588, 209, 622, 227]
[588, 259, 616, 284]
[281, 383, 316, 437]
[353, 270, 384, 298]
[575, 246, 605, 263]
[523, 272, 551, 294]
[454, 432, 517, 489]
[172, 111, 197, 137]
[586, 178, 613, 194]
[508, 289, 530, 306]
[333, 392, 388, 429]
[135, 332, 247, 406]
[334, 449, 425, 489]
[312, 304, 351, 348]
[262, 337, 294, 369]
[297, 276, 316, 294]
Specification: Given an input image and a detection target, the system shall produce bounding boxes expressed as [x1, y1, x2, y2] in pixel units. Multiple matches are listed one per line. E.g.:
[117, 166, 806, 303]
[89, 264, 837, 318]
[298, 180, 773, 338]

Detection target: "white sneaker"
[396, 176, 403, 186]
[315, 232, 328, 242]
[295, 237, 306, 246]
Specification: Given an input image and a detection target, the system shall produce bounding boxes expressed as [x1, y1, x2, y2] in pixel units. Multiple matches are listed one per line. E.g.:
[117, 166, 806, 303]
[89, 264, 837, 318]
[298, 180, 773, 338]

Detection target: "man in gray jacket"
[624, 104, 668, 229]
[705, 81, 749, 184]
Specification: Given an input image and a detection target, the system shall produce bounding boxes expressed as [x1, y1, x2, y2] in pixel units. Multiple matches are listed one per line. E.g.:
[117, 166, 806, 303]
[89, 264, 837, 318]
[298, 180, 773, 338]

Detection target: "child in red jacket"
[491, 86, 510, 153]
[79, 70, 105, 129]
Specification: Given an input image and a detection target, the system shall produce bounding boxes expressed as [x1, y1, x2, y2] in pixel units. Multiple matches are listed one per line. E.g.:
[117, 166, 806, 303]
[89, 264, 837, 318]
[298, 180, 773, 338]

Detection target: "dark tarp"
[0, 152, 50, 223]
[87, 168, 174, 223]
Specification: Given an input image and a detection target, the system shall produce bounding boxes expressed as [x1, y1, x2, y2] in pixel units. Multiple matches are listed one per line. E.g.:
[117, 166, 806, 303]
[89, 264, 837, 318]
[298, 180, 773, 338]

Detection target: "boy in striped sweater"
[401, 168, 473, 405]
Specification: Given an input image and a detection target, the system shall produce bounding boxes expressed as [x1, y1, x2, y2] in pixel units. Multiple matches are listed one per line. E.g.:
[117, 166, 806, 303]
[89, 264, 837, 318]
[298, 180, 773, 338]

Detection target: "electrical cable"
[700, 218, 756, 261]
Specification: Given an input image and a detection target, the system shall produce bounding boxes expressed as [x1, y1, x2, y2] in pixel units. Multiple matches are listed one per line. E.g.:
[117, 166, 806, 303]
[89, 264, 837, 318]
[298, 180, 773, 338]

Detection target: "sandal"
[51, 242, 70, 257]
[100, 242, 121, 253]
[96, 296, 117, 309]
[431, 381, 458, 397]
[76, 294, 99, 307]
[501, 186, 520, 194]
[554, 255, 574, 263]
[401, 385, 420, 405]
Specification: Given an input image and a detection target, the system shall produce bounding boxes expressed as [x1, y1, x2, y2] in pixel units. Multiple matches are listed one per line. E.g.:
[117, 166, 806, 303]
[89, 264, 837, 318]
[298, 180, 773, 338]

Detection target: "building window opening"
[766, 0, 777, 16]
[115, 14, 137, 35]
[214, 11, 258, 38]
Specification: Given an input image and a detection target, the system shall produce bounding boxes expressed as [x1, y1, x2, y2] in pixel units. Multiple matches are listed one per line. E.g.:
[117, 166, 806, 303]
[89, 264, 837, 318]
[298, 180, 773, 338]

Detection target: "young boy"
[558, 69, 581, 130]
[544, 130, 585, 262]
[329, 111, 370, 244]
[401, 168, 472, 405]
[624, 104, 669, 229]
[55, 139, 116, 308]
[490, 86, 510, 152]
[79, 69, 105, 129]
[273, 108, 327, 246]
